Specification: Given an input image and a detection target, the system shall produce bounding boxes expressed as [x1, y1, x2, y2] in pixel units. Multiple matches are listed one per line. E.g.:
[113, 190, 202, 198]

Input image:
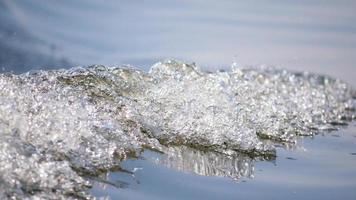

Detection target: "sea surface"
[91, 123, 356, 200]
[0, 1, 356, 199]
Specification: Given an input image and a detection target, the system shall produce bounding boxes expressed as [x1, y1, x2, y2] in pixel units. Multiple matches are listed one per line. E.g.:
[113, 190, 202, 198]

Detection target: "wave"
[0, 60, 355, 199]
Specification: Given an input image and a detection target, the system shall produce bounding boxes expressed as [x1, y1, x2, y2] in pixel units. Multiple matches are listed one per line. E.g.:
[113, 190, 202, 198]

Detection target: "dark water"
[1, 1, 356, 199]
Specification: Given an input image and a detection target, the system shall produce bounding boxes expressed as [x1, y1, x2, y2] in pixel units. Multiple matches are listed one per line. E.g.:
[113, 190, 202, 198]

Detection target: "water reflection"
[94, 142, 307, 191]
[91, 147, 258, 195]
[92, 145, 269, 192]
[142, 140, 306, 181]
[91, 126, 356, 200]
[148, 146, 257, 180]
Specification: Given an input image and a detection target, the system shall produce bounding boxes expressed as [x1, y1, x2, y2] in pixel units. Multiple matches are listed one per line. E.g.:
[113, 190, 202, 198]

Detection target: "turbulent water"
[0, 60, 355, 199]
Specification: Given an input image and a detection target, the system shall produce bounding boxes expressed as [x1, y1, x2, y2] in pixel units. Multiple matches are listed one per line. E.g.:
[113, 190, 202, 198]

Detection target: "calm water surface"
[1, 0, 355, 86]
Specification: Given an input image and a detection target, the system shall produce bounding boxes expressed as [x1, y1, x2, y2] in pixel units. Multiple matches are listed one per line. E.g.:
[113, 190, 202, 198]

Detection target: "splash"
[0, 60, 355, 199]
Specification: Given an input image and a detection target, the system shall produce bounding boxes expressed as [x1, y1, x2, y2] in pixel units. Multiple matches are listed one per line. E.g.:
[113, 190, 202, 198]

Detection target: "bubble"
[0, 60, 354, 198]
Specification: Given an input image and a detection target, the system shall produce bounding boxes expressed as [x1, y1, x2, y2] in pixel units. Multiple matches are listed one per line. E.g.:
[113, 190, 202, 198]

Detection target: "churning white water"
[0, 60, 355, 199]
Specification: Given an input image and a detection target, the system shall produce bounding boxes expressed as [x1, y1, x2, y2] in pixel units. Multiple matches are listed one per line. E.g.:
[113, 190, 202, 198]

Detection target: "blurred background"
[0, 0, 355, 85]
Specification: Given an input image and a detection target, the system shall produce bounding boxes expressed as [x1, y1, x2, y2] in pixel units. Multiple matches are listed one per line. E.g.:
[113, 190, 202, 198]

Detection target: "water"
[1, 0, 356, 86]
[1, 1, 356, 199]
[91, 126, 356, 200]
[0, 61, 354, 199]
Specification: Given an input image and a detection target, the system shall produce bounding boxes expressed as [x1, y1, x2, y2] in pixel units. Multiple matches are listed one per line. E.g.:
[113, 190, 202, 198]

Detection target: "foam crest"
[0, 60, 354, 198]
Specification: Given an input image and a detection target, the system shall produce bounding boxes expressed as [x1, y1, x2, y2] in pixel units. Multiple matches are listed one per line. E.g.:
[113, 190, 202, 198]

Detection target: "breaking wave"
[0, 60, 355, 199]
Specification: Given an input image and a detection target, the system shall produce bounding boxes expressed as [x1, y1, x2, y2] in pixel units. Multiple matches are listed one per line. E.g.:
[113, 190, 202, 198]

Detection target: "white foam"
[0, 60, 354, 198]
